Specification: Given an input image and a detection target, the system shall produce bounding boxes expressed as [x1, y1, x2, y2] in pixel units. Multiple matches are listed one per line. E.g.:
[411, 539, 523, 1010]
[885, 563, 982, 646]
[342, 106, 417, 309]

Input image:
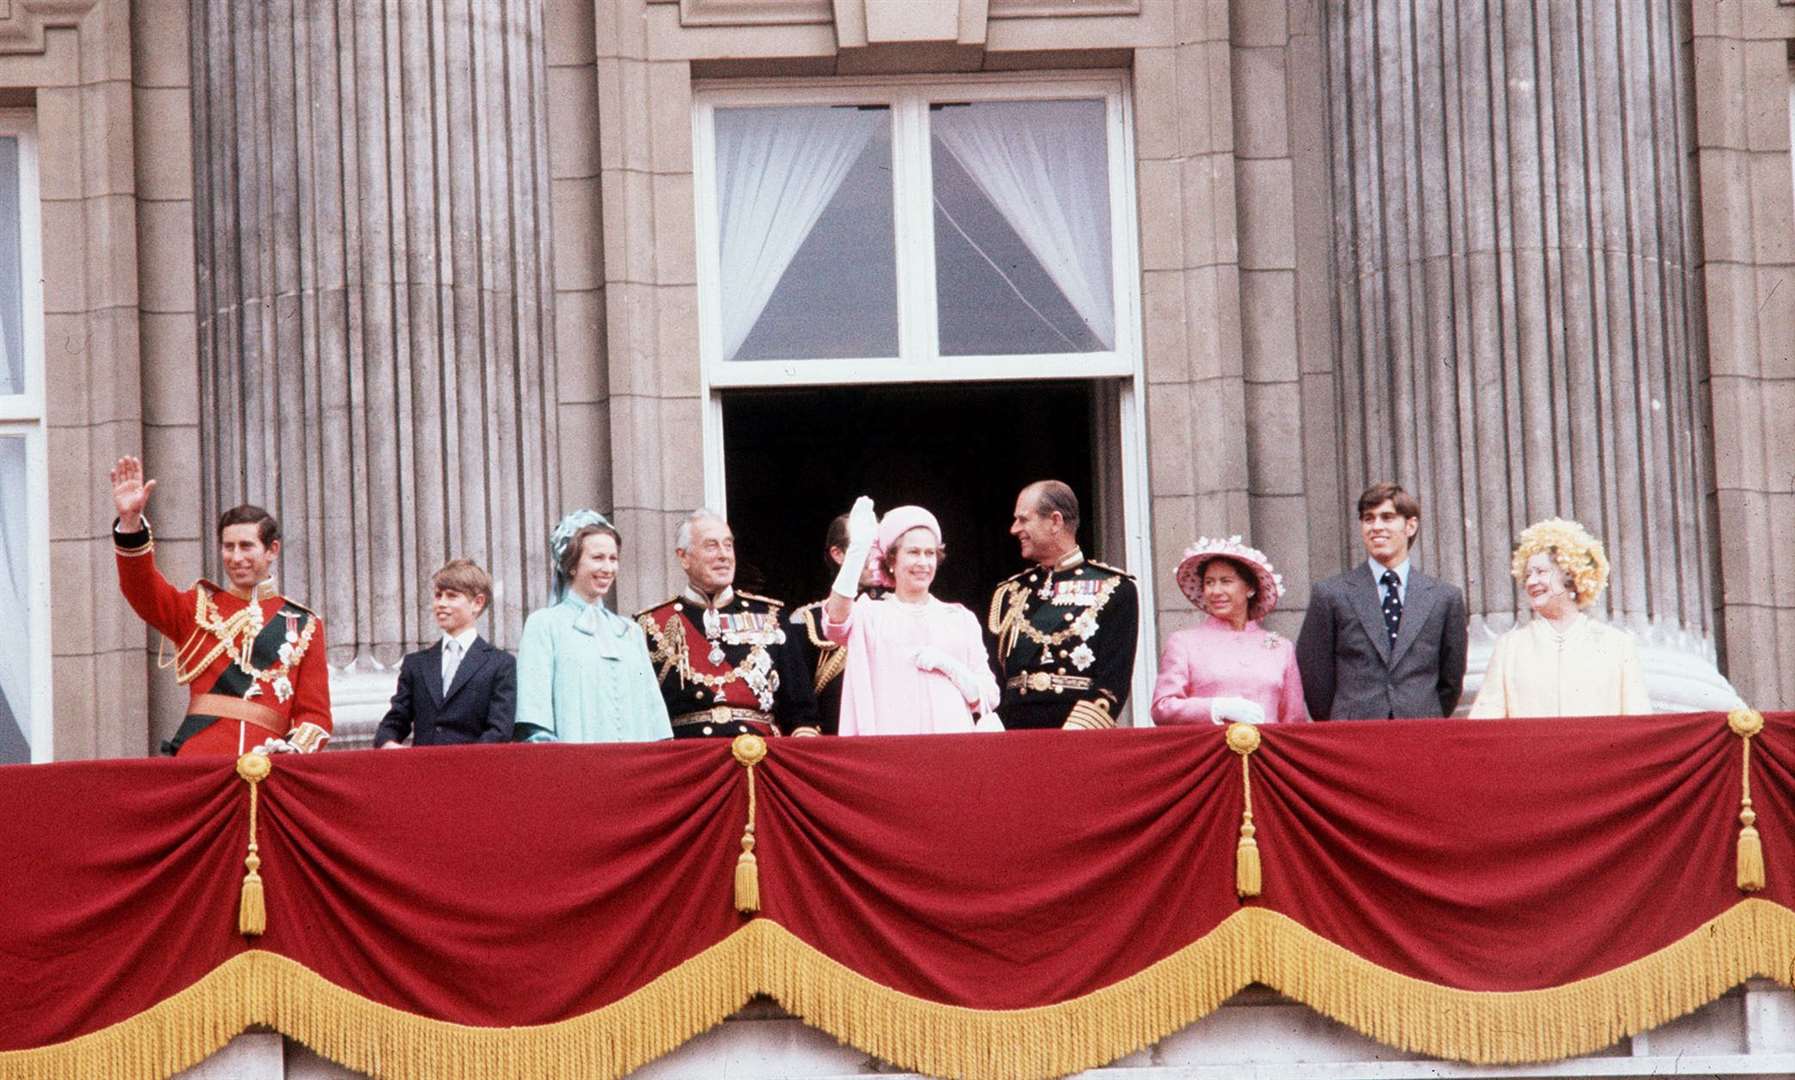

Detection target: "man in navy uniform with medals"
[988, 480, 1138, 730]
[637, 509, 818, 738]
[787, 513, 885, 736]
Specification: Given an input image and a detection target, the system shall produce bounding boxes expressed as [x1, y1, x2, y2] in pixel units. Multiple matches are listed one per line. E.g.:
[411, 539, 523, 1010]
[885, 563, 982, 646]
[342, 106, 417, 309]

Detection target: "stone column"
[190, 0, 560, 672]
[1324, 0, 1736, 708]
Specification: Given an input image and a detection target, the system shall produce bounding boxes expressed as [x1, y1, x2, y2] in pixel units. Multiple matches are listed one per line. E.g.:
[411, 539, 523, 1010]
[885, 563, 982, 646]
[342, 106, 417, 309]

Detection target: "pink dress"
[825, 594, 1001, 736]
[1150, 615, 1310, 725]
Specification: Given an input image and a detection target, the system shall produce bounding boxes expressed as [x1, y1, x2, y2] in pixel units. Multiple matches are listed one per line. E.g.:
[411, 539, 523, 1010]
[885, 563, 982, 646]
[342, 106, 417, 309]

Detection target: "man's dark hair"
[824, 513, 850, 569]
[1030, 480, 1081, 536]
[217, 504, 280, 547]
[1356, 481, 1422, 548]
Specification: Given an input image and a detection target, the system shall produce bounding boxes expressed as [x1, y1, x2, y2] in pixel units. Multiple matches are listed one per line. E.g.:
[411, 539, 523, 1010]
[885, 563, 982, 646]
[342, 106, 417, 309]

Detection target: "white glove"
[1210, 697, 1266, 726]
[253, 737, 299, 755]
[912, 645, 982, 703]
[832, 496, 878, 599]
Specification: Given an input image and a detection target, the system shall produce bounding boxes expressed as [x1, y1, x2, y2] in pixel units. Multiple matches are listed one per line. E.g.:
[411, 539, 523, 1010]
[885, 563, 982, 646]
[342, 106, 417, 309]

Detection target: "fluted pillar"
[1324, 0, 1734, 707]
[191, 0, 559, 667]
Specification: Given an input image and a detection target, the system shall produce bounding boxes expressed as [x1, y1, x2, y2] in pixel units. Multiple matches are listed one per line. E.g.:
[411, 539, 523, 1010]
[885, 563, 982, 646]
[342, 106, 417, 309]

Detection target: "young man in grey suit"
[1295, 482, 1467, 720]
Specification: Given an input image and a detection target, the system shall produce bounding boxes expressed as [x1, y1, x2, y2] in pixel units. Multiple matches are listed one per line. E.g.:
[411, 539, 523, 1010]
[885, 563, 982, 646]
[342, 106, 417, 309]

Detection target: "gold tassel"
[730, 734, 768, 914]
[1226, 723, 1264, 899]
[734, 840, 760, 914]
[235, 753, 273, 936]
[1236, 825, 1261, 897]
[1729, 709, 1767, 893]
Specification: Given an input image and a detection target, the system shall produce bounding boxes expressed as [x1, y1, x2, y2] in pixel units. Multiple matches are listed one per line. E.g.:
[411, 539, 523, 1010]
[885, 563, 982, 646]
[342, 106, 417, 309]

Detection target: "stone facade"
[2, 0, 1789, 1072]
[12, 0, 1793, 742]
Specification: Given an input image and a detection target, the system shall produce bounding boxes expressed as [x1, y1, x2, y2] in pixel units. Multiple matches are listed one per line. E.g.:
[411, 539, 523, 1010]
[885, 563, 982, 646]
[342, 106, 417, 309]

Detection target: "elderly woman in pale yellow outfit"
[1469, 518, 1652, 718]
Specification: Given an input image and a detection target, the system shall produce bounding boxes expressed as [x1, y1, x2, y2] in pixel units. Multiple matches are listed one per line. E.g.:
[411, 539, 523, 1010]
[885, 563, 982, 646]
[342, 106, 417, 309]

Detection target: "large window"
[691, 76, 1156, 717]
[0, 113, 45, 764]
[693, 75, 1139, 385]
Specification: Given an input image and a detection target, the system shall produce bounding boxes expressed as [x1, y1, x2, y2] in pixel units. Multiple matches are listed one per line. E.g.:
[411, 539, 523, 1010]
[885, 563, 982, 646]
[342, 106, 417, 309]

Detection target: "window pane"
[0, 138, 19, 396]
[715, 106, 898, 362]
[0, 435, 30, 763]
[932, 99, 1114, 356]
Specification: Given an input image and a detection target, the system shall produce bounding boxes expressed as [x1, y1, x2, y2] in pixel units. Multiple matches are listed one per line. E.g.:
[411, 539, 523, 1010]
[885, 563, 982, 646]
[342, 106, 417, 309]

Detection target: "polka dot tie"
[1380, 569, 1402, 647]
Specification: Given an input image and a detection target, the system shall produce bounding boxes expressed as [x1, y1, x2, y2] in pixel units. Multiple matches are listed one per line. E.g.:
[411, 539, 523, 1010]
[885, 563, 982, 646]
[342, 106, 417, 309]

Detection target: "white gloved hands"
[253, 737, 300, 755]
[911, 645, 982, 703]
[1209, 697, 1267, 726]
[831, 496, 878, 599]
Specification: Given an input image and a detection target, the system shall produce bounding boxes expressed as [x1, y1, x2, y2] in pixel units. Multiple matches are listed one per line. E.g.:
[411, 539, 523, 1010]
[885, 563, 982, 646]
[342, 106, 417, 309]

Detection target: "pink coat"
[825, 594, 1000, 736]
[1150, 615, 1310, 725]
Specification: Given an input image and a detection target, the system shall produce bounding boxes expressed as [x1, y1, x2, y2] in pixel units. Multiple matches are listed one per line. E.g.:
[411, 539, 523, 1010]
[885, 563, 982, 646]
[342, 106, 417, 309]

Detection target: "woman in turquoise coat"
[514, 510, 673, 743]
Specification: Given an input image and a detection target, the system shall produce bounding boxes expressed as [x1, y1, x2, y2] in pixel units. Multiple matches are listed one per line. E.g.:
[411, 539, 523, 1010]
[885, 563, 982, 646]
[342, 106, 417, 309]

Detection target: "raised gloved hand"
[912, 645, 982, 703]
[1209, 696, 1267, 726]
[832, 496, 878, 599]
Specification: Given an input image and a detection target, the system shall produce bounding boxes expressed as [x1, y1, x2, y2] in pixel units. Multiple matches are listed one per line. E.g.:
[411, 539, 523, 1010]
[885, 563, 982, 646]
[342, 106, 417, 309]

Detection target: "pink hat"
[1174, 536, 1284, 622]
[876, 505, 942, 555]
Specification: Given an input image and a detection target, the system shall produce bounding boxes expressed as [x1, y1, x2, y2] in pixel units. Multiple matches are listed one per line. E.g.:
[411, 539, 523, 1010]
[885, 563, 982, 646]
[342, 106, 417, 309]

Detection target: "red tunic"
[115, 527, 332, 757]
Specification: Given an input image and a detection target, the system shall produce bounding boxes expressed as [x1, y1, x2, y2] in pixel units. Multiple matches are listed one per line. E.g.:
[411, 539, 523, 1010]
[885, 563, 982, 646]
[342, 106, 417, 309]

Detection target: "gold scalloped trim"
[6, 903, 1795, 1080]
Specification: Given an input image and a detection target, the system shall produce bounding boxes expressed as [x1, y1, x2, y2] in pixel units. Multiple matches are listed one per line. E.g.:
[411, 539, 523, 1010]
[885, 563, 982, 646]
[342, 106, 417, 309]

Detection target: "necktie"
[1380, 569, 1402, 647]
[442, 638, 462, 692]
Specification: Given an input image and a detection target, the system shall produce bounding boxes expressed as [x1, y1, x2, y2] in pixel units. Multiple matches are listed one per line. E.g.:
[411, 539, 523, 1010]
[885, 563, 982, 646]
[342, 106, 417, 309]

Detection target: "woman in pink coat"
[823, 498, 1000, 735]
[1150, 536, 1309, 726]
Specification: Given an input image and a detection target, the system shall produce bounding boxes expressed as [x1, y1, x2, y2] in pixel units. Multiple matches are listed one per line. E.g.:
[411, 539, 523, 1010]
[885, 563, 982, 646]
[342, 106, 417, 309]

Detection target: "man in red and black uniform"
[109, 456, 332, 757]
[637, 509, 816, 739]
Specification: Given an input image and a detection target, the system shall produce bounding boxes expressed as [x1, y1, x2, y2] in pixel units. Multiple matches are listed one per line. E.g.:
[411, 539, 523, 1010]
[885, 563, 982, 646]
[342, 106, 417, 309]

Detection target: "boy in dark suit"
[1295, 482, 1468, 720]
[375, 559, 516, 747]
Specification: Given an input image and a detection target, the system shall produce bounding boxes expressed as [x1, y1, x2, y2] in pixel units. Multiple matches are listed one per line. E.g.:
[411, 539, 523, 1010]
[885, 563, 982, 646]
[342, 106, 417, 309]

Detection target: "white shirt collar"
[442, 626, 479, 652]
[1368, 557, 1411, 597]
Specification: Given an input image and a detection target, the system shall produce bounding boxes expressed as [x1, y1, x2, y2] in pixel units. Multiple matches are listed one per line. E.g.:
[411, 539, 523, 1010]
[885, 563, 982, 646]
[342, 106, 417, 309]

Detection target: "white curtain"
[933, 100, 1115, 349]
[716, 107, 877, 362]
[0, 437, 29, 756]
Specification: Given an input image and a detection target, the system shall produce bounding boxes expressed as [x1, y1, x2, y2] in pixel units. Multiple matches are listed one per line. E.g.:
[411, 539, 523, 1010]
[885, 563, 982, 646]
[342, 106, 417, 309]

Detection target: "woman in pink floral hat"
[1150, 536, 1309, 726]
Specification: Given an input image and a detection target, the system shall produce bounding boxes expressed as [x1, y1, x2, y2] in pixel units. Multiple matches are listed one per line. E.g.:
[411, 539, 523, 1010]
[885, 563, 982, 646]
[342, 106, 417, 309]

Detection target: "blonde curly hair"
[1510, 518, 1609, 608]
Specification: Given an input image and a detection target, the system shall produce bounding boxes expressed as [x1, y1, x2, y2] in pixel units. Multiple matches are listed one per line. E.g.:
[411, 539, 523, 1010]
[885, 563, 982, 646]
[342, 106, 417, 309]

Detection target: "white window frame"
[692, 72, 1140, 385]
[0, 111, 50, 760]
[690, 74, 1157, 718]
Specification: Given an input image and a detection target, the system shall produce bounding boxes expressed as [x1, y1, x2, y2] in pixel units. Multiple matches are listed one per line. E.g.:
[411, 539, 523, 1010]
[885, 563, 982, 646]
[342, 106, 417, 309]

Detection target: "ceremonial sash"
[160, 605, 309, 755]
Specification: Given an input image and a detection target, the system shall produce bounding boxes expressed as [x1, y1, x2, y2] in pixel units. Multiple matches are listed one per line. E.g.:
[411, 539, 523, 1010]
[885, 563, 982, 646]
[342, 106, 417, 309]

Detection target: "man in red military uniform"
[109, 456, 332, 757]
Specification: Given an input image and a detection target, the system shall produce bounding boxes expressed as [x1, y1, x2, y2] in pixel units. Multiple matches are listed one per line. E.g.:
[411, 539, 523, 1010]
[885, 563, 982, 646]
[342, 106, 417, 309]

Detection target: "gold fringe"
[7, 902, 1795, 1080]
[235, 754, 273, 936]
[1731, 709, 1767, 892]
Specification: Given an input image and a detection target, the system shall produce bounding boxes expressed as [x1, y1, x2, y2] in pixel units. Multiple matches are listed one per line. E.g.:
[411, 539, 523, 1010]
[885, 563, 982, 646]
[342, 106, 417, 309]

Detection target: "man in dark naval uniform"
[987, 480, 1138, 730]
[787, 513, 885, 736]
[637, 509, 818, 738]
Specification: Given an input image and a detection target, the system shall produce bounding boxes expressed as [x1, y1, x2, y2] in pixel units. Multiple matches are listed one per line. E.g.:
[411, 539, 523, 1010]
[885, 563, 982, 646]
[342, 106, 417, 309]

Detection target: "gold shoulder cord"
[639, 610, 741, 695]
[170, 589, 319, 688]
[1009, 578, 1120, 653]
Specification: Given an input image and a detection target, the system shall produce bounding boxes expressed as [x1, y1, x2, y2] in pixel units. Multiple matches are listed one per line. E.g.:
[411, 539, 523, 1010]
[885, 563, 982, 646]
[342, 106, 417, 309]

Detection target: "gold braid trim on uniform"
[812, 646, 848, 695]
[1063, 698, 1116, 731]
[12, 903, 1795, 1080]
[170, 588, 319, 688]
[638, 611, 746, 695]
[992, 577, 1120, 662]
